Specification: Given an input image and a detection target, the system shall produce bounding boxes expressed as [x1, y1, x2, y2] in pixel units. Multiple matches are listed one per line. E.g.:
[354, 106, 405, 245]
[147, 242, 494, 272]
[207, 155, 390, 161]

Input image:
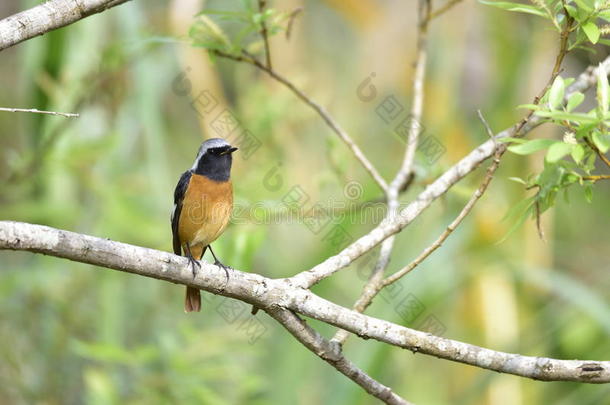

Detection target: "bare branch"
[390, 0, 431, 193]
[0, 107, 79, 118]
[257, 0, 272, 69]
[1, 221, 609, 383]
[268, 308, 412, 405]
[584, 136, 610, 168]
[383, 113, 503, 286]
[0, 0, 132, 52]
[429, 0, 465, 20]
[211, 50, 389, 192]
[285, 8, 302, 40]
[331, 235, 395, 345]
[582, 174, 610, 182]
[333, 0, 433, 346]
[290, 55, 610, 289]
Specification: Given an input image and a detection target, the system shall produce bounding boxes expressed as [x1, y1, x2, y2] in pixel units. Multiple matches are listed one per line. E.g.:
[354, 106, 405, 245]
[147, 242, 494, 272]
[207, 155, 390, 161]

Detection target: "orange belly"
[178, 174, 233, 258]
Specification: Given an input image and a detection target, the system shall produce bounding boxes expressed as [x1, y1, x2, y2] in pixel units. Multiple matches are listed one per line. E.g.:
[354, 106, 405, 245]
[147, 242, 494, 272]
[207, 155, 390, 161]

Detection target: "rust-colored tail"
[183, 245, 205, 313]
[184, 287, 201, 312]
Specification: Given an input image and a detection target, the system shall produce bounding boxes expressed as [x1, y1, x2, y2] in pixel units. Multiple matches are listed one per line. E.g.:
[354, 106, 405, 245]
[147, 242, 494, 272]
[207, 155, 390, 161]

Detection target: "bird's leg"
[183, 244, 201, 278]
[208, 244, 230, 283]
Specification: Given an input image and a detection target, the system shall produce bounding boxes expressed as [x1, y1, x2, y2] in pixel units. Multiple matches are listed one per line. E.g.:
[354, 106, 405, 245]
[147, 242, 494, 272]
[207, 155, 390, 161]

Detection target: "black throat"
[194, 152, 232, 182]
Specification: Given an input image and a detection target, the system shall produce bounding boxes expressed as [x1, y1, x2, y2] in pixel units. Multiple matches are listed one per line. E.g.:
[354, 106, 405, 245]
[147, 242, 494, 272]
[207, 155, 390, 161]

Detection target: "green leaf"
[573, 0, 595, 12]
[571, 144, 585, 163]
[534, 110, 599, 124]
[582, 21, 600, 44]
[592, 131, 610, 152]
[498, 136, 528, 144]
[599, 9, 610, 22]
[562, 172, 580, 186]
[546, 142, 573, 162]
[507, 139, 556, 155]
[565, 4, 579, 20]
[548, 76, 565, 109]
[584, 184, 593, 202]
[508, 176, 527, 185]
[478, 1, 547, 17]
[566, 92, 585, 112]
[516, 103, 541, 110]
[189, 15, 231, 51]
[497, 196, 536, 244]
[584, 151, 597, 171]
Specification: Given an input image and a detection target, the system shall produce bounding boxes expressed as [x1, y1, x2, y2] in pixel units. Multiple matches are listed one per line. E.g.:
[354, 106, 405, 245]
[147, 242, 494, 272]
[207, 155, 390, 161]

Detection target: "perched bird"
[171, 138, 238, 312]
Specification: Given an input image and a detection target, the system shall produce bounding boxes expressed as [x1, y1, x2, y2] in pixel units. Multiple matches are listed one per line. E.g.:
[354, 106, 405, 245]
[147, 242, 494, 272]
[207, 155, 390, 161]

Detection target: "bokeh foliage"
[1, 0, 610, 404]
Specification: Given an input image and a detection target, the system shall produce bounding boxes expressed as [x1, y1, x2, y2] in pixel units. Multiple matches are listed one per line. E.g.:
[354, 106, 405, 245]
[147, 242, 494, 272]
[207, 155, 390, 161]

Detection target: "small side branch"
[390, 0, 431, 192]
[0, 107, 79, 118]
[429, 0, 465, 20]
[267, 308, 412, 405]
[332, 0, 434, 346]
[257, 0, 273, 69]
[383, 111, 502, 286]
[582, 174, 610, 182]
[584, 136, 610, 168]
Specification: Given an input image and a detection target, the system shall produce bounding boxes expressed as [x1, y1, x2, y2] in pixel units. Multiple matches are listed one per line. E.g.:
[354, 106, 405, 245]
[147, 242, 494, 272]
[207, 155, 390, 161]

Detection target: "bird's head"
[192, 138, 238, 181]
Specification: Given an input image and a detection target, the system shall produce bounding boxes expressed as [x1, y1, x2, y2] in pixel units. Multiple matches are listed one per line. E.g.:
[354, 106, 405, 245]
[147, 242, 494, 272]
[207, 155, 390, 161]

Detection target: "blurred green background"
[1, 0, 610, 404]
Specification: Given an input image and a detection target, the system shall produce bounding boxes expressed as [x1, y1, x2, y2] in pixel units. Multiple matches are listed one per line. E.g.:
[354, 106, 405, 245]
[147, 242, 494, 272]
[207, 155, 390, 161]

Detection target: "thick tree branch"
[1, 221, 609, 384]
[0, 0, 132, 52]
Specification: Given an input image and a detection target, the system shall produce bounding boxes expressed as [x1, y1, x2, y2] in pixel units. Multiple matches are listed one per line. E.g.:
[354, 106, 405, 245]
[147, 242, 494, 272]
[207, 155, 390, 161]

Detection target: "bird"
[171, 138, 238, 312]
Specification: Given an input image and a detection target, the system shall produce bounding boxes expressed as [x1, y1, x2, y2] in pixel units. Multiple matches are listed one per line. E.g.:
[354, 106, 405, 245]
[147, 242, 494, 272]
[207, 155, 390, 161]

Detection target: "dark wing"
[171, 170, 193, 255]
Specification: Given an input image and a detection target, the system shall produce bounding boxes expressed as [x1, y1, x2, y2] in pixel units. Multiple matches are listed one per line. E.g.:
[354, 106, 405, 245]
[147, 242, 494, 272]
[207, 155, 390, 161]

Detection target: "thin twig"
[582, 174, 610, 181]
[383, 112, 503, 286]
[428, 0, 465, 21]
[332, 0, 433, 346]
[285, 7, 303, 40]
[212, 49, 389, 192]
[584, 136, 610, 168]
[534, 199, 546, 242]
[390, 0, 431, 193]
[257, 0, 272, 69]
[0, 107, 79, 118]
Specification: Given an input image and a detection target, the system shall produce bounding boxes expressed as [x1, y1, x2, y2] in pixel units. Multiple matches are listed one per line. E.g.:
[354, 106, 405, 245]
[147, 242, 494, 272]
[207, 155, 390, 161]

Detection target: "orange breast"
[178, 174, 233, 250]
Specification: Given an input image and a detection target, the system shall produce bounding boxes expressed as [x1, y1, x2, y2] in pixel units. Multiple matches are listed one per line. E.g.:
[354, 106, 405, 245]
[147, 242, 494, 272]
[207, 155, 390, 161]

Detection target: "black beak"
[223, 146, 238, 155]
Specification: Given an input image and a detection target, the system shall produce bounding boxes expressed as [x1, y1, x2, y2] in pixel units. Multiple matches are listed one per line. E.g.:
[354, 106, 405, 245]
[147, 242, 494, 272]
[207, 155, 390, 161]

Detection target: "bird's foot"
[214, 259, 231, 283]
[187, 255, 201, 278]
